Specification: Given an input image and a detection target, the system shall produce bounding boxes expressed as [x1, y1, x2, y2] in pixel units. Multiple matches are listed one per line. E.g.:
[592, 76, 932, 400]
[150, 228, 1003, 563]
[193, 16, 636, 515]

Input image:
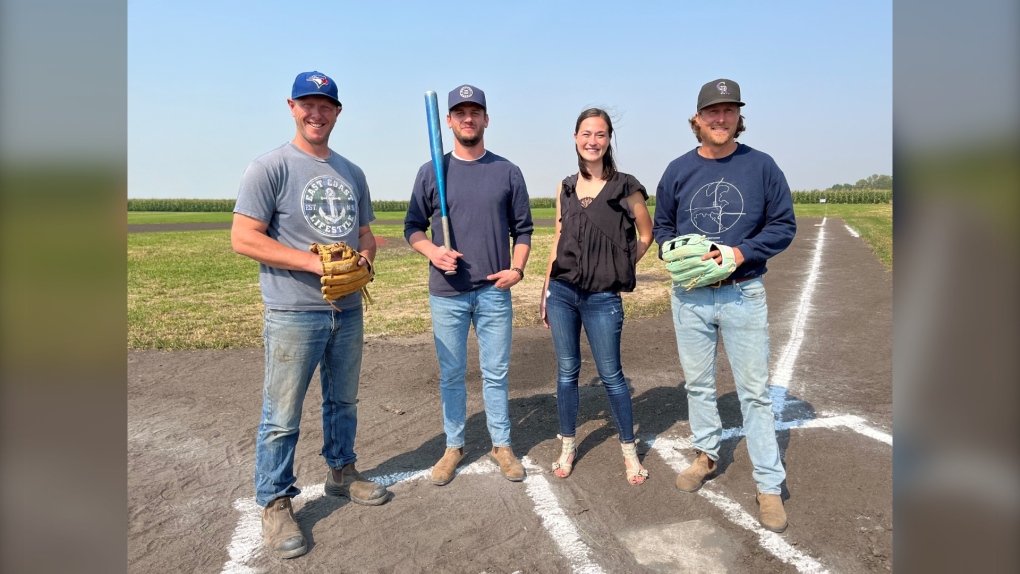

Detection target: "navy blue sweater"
[405, 151, 533, 296]
[653, 144, 796, 280]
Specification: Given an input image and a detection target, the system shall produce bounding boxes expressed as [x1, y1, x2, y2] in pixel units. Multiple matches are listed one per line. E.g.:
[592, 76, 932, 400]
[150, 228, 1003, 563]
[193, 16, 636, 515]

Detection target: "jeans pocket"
[738, 280, 767, 300]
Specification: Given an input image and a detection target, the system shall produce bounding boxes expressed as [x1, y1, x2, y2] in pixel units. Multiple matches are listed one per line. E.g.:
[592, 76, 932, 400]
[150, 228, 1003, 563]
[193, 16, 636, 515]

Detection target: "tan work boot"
[262, 497, 308, 559]
[756, 492, 788, 533]
[324, 462, 390, 506]
[431, 447, 466, 486]
[675, 451, 717, 492]
[488, 445, 526, 481]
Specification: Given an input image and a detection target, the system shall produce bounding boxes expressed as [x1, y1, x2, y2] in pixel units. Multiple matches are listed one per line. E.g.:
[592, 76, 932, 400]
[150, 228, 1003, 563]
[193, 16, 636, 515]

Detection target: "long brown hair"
[575, 108, 617, 181]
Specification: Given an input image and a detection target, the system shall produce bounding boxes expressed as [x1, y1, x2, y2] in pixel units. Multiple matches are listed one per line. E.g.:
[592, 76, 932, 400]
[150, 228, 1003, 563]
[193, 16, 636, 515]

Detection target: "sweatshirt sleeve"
[734, 160, 796, 264]
[652, 162, 680, 259]
[404, 164, 435, 244]
[508, 165, 534, 247]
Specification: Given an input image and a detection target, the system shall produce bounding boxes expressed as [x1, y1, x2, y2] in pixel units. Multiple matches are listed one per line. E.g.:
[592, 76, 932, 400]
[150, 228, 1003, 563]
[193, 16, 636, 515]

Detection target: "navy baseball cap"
[697, 78, 744, 111]
[291, 71, 342, 106]
[448, 84, 486, 111]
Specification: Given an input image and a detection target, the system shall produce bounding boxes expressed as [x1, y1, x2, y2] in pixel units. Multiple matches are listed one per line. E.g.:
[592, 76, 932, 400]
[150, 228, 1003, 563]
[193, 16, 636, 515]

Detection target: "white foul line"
[649, 436, 830, 574]
[844, 224, 860, 237]
[222, 458, 602, 574]
[520, 456, 606, 574]
[770, 217, 826, 415]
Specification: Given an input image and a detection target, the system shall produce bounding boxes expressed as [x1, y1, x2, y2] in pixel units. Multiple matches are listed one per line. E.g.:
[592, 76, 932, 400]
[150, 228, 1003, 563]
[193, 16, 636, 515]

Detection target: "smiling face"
[575, 116, 610, 165]
[289, 95, 341, 156]
[694, 102, 741, 149]
[447, 103, 488, 148]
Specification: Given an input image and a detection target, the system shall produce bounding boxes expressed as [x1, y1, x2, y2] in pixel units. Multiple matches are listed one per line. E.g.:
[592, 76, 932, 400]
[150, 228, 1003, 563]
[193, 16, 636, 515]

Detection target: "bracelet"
[511, 267, 524, 279]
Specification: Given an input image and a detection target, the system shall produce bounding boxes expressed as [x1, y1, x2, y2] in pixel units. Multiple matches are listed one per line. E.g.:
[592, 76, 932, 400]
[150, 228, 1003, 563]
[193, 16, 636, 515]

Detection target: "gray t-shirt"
[234, 142, 375, 310]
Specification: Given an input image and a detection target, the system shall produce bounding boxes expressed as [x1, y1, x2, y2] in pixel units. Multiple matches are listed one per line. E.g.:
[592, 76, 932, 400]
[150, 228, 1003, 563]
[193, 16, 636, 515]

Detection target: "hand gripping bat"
[424, 90, 456, 275]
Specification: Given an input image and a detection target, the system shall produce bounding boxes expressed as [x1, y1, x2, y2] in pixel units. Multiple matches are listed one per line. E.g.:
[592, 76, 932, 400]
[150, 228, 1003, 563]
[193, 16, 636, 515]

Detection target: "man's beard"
[454, 125, 484, 148]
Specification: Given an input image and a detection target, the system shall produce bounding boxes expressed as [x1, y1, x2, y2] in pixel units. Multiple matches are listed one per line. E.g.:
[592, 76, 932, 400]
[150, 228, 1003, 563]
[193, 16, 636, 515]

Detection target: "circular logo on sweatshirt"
[302, 175, 357, 238]
[688, 177, 745, 234]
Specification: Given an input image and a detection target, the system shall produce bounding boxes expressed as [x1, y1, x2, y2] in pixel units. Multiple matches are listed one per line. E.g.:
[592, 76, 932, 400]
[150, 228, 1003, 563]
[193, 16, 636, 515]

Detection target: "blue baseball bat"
[424, 90, 455, 275]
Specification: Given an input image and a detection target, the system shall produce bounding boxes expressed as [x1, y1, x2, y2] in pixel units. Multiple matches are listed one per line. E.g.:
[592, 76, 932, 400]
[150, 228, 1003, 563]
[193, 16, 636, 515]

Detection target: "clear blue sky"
[128, 0, 891, 200]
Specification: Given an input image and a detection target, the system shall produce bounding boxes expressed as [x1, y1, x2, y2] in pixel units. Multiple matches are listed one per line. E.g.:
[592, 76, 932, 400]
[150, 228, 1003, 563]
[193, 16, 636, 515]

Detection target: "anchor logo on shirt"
[318, 188, 347, 224]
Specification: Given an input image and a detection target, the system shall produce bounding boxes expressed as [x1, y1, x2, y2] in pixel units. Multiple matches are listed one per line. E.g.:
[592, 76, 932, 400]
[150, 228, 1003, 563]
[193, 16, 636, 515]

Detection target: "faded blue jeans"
[429, 284, 513, 449]
[670, 277, 785, 494]
[545, 279, 636, 443]
[254, 306, 364, 507]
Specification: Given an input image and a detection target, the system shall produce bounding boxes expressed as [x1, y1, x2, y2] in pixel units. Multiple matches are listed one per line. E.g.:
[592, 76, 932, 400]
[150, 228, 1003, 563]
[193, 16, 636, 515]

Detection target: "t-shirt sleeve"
[234, 158, 278, 223]
[352, 164, 375, 226]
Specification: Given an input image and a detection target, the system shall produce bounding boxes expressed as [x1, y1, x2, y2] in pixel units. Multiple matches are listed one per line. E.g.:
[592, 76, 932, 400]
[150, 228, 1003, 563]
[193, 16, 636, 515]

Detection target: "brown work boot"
[431, 447, 466, 486]
[325, 462, 390, 506]
[262, 497, 308, 559]
[756, 492, 788, 533]
[675, 451, 717, 492]
[488, 445, 526, 481]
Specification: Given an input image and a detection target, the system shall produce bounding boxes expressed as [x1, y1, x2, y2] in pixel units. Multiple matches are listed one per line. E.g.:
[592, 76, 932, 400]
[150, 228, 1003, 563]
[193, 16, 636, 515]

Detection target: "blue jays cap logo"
[459, 86, 473, 97]
[716, 81, 729, 95]
[308, 74, 330, 89]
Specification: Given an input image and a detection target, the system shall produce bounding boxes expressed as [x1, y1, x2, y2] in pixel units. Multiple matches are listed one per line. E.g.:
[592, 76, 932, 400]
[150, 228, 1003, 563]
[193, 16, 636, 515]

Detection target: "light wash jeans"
[254, 306, 364, 507]
[429, 284, 513, 449]
[545, 279, 636, 443]
[670, 277, 785, 494]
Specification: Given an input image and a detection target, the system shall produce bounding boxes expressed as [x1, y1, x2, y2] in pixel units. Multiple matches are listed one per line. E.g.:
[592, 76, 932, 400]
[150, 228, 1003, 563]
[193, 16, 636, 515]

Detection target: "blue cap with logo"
[292, 71, 342, 107]
[448, 84, 486, 111]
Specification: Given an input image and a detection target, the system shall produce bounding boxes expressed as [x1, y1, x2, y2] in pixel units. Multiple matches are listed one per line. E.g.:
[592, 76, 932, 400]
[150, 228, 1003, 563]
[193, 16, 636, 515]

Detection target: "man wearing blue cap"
[231, 71, 389, 559]
[653, 79, 796, 533]
[405, 84, 534, 486]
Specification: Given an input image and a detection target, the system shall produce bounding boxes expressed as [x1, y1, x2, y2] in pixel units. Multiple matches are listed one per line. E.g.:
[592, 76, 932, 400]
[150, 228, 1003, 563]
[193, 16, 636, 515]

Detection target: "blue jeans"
[670, 277, 785, 494]
[254, 306, 364, 507]
[429, 285, 513, 448]
[545, 280, 636, 443]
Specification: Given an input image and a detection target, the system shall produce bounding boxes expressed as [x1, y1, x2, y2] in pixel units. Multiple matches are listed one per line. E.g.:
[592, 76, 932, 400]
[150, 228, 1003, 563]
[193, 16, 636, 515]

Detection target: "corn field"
[790, 190, 892, 204]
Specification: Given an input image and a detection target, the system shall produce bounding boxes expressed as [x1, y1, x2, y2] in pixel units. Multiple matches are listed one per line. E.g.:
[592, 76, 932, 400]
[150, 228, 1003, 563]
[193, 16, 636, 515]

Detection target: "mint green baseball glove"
[662, 234, 737, 290]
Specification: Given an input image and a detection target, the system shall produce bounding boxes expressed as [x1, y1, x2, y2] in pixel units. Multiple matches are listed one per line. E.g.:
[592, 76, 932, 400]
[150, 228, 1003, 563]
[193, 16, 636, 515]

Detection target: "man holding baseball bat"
[405, 84, 534, 485]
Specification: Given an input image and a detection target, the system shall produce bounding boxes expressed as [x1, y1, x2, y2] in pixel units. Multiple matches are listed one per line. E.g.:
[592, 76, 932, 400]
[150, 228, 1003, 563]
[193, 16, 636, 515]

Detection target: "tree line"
[828, 174, 892, 191]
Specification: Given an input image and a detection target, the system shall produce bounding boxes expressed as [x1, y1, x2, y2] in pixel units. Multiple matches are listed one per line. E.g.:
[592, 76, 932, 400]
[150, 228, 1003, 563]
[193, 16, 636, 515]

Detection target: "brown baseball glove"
[310, 242, 374, 310]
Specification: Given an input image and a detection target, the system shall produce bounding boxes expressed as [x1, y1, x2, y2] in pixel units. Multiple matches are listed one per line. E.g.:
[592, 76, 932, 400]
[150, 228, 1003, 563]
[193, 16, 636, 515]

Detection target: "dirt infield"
[128, 217, 892, 573]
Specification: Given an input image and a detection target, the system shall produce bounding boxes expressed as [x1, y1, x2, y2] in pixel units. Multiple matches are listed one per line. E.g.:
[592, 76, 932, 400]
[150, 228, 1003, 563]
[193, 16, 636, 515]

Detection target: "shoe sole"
[274, 543, 309, 559]
[759, 520, 788, 533]
[675, 473, 715, 492]
[488, 453, 526, 482]
[430, 475, 454, 486]
[324, 484, 390, 506]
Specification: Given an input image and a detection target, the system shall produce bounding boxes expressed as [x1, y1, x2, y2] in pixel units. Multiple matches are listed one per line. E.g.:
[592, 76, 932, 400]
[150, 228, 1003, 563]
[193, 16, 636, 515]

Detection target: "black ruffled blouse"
[550, 172, 648, 293]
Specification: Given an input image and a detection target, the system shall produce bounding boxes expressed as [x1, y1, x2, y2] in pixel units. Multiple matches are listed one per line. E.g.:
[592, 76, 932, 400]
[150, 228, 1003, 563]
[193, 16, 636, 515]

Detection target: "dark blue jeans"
[545, 279, 636, 443]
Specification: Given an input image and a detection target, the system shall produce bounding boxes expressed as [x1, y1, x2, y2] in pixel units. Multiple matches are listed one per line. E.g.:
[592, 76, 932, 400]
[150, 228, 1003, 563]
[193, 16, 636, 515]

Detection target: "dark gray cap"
[448, 84, 486, 111]
[697, 79, 744, 110]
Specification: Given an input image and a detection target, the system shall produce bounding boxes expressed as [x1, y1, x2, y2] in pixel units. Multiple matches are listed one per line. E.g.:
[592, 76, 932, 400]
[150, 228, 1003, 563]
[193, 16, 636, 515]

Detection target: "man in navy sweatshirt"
[405, 84, 534, 486]
[653, 78, 797, 533]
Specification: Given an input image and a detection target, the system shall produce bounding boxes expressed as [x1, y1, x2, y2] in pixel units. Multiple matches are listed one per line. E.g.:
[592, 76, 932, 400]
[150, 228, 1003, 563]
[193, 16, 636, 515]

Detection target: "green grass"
[127, 224, 656, 350]
[128, 202, 891, 349]
[794, 203, 892, 268]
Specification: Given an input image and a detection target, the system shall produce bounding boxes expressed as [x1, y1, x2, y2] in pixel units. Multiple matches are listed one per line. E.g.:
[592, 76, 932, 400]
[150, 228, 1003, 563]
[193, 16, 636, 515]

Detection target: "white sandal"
[621, 441, 648, 485]
[551, 434, 577, 478]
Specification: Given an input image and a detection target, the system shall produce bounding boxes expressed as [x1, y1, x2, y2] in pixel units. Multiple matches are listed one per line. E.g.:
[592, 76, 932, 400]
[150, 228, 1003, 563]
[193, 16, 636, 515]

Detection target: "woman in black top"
[540, 108, 654, 484]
